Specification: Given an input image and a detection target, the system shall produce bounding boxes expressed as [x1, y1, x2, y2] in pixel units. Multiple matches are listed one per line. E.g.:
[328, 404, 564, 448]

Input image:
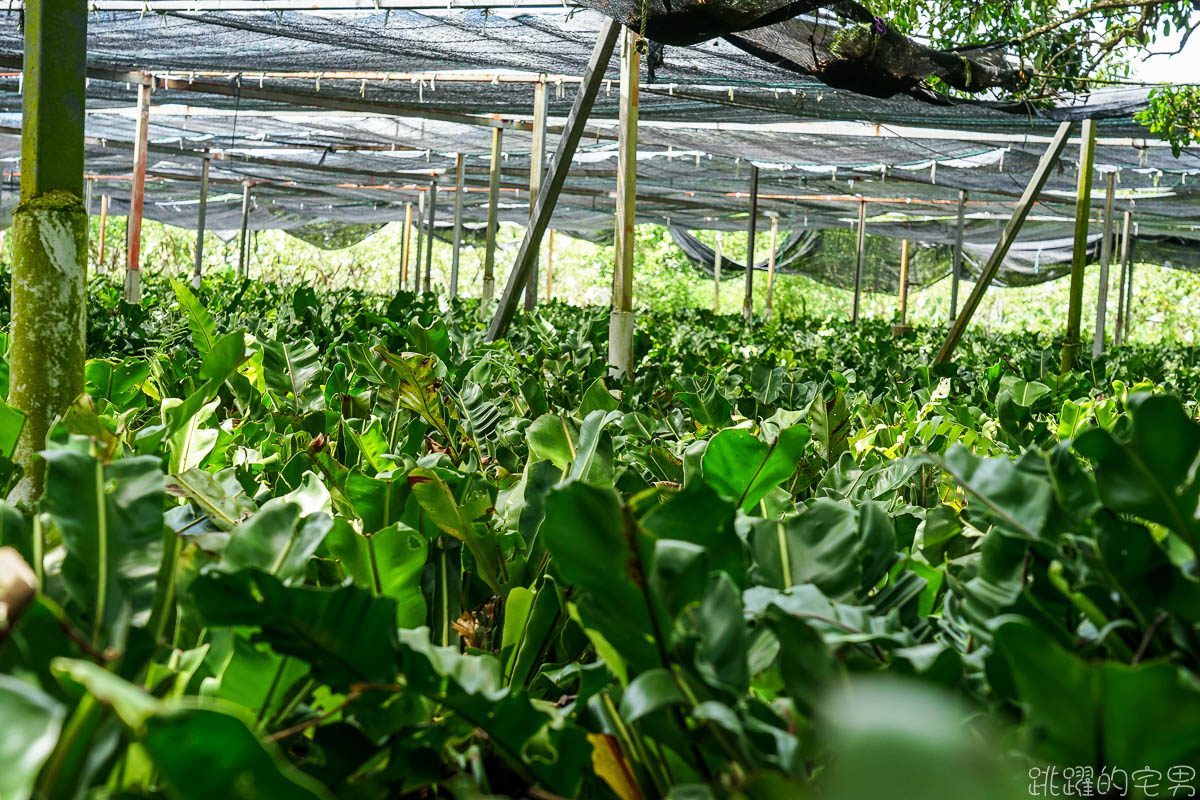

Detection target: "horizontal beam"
[635, 115, 1181, 149]
[147, 72, 536, 132]
[144, 70, 590, 85]
[0, 56, 561, 134]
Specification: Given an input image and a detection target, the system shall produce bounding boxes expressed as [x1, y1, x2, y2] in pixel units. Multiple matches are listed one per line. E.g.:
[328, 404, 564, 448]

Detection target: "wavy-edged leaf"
[396, 627, 592, 796]
[1074, 392, 1200, 554]
[191, 569, 398, 689]
[372, 347, 453, 445]
[41, 452, 165, 640]
[0, 673, 65, 800]
[407, 467, 505, 594]
[170, 277, 217, 356]
[325, 520, 428, 628]
[262, 337, 326, 413]
[702, 424, 810, 511]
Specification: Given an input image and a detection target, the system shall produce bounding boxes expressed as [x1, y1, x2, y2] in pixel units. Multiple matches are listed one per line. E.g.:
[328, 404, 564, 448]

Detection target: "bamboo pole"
[525, 79, 548, 311]
[10, 0, 88, 503]
[765, 215, 778, 318]
[423, 178, 437, 293]
[98, 194, 109, 271]
[1114, 210, 1132, 346]
[1124, 239, 1136, 342]
[949, 189, 965, 322]
[852, 197, 866, 322]
[124, 81, 151, 303]
[1061, 118, 1097, 373]
[401, 202, 412, 290]
[935, 121, 1075, 366]
[898, 239, 910, 325]
[450, 153, 464, 299]
[413, 189, 425, 292]
[545, 228, 555, 302]
[237, 179, 251, 278]
[713, 231, 722, 314]
[609, 28, 638, 380]
[744, 165, 759, 324]
[482, 126, 503, 303]
[485, 19, 620, 341]
[1092, 170, 1116, 358]
[192, 153, 209, 290]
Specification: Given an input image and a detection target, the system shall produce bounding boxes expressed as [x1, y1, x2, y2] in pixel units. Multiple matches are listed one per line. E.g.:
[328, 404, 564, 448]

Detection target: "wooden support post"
[897, 239, 911, 326]
[1114, 210, 1132, 346]
[237, 179, 251, 278]
[609, 28, 639, 380]
[98, 194, 109, 271]
[949, 189, 965, 323]
[743, 165, 759, 325]
[713, 231, 722, 314]
[1124, 238, 1136, 343]
[10, 0, 88, 503]
[482, 127, 503, 303]
[852, 197, 866, 322]
[84, 177, 93, 219]
[450, 153, 464, 299]
[413, 189, 425, 292]
[765, 215, 778, 318]
[423, 179, 437, 293]
[525, 79, 548, 311]
[934, 121, 1075, 366]
[1092, 170, 1116, 358]
[545, 228, 555, 302]
[124, 81, 151, 303]
[400, 203, 412, 289]
[1061, 118, 1097, 373]
[485, 18, 620, 341]
[192, 152, 209, 290]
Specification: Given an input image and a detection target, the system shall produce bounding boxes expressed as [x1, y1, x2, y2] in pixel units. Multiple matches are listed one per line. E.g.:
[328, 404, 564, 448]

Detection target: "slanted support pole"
[949, 189, 965, 323]
[124, 81, 151, 303]
[934, 121, 1075, 366]
[450, 153, 464, 299]
[192, 152, 210, 291]
[1092, 170, 1116, 358]
[1061, 118, 1097, 373]
[898, 239, 911, 324]
[10, 0, 88, 503]
[237, 179, 252, 278]
[852, 197, 866, 322]
[401, 202, 412, 290]
[98, 194, 109, 271]
[609, 28, 639, 380]
[713, 231, 723, 313]
[525, 79, 548, 311]
[423, 178, 437, 293]
[482, 127, 503, 303]
[1114, 210, 1132, 346]
[764, 215, 778, 317]
[743, 165, 759, 324]
[485, 18, 620, 341]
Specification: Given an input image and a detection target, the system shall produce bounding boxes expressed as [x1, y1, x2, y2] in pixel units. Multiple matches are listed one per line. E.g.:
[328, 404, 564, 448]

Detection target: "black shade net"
[0, 6, 1194, 293]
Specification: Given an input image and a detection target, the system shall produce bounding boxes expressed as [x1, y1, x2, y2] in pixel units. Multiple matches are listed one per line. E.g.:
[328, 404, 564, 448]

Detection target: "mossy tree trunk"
[9, 0, 88, 505]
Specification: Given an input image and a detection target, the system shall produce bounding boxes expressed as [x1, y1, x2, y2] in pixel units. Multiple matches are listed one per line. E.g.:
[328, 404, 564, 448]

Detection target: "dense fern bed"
[2, 273, 1199, 800]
